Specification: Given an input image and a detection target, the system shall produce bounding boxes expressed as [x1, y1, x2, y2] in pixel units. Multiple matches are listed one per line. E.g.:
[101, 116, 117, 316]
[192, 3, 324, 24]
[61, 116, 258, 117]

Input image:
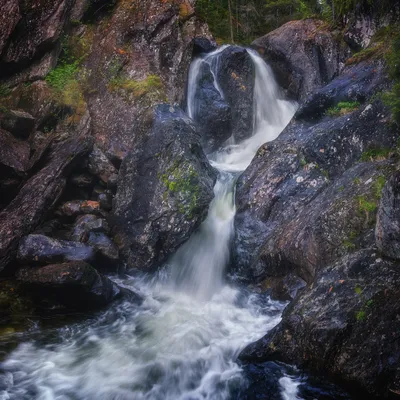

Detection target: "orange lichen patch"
[231, 72, 239, 80]
[82, 201, 100, 210]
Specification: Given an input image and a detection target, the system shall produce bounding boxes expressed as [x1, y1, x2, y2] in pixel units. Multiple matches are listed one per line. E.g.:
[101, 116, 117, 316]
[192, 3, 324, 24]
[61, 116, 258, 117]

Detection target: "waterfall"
[0, 47, 310, 400]
[170, 48, 297, 300]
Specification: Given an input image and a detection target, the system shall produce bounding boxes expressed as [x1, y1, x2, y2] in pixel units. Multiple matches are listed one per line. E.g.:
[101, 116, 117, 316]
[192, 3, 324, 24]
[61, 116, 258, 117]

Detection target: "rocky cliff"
[236, 16, 400, 399]
[0, 0, 215, 315]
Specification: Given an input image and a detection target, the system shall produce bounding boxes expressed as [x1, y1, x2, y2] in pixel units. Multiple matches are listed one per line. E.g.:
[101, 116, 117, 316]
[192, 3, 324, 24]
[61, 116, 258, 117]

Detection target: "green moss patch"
[108, 74, 166, 102]
[326, 101, 360, 117]
[160, 161, 200, 217]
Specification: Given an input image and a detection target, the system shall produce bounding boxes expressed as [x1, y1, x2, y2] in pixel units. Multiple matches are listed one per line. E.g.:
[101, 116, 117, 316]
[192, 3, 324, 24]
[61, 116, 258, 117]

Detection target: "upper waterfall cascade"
[0, 47, 310, 400]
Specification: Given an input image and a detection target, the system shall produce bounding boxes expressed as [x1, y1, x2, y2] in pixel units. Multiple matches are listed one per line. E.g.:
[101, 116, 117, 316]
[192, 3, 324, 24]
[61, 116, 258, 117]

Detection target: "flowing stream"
[0, 48, 346, 400]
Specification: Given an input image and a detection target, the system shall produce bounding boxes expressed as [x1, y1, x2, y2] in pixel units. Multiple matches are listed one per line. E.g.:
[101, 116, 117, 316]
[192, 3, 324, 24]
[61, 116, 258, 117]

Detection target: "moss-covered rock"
[112, 105, 216, 271]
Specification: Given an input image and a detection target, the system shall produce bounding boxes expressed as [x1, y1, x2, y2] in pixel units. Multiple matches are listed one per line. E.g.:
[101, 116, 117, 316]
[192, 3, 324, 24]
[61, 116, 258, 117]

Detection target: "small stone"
[17, 234, 95, 265]
[58, 200, 102, 217]
[88, 146, 119, 187]
[70, 173, 94, 188]
[70, 215, 109, 242]
[1, 110, 35, 139]
[87, 232, 119, 262]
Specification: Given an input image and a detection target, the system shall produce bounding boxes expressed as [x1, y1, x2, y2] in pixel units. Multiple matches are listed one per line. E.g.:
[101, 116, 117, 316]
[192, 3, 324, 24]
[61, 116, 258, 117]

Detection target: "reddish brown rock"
[57, 200, 102, 217]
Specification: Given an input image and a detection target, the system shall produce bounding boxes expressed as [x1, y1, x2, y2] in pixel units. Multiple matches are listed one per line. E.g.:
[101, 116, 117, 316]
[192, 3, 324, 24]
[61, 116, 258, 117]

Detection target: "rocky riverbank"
[0, 0, 399, 398]
[234, 15, 400, 399]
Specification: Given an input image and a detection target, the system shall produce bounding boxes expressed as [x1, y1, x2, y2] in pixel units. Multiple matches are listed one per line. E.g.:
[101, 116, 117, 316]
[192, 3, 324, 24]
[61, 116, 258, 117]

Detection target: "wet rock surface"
[16, 261, 137, 310]
[233, 59, 399, 285]
[236, 20, 400, 398]
[17, 234, 95, 265]
[87, 146, 118, 187]
[215, 46, 255, 142]
[112, 104, 216, 271]
[70, 214, 109, 242]
[0, 110, 35, 139]
[191, 61, 232, 152]
[240, 249, 400, 398]
[376, 172, 400, 260]
[252, 19, 351, 100]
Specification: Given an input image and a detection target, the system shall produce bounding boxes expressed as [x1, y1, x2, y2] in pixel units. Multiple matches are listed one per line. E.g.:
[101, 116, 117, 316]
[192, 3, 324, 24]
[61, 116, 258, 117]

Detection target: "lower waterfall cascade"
[0, 47, 351, 400]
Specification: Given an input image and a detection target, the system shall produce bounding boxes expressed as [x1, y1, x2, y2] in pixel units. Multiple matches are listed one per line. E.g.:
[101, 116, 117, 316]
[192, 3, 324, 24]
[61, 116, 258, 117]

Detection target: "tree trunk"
[228, 0, 234, 43]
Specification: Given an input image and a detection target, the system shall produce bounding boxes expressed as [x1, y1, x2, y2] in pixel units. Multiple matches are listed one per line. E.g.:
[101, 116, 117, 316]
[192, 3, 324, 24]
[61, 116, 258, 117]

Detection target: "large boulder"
[189, 61, 231, 152]
[215, 46, 255, 142]
[240, 249, 400, 398]
[112, 105, 216, 271]
[376, 172, 400, 259]
[233, 99, 398, 284]
[252, 19, 350, 101]
[16, 261, 140, 310]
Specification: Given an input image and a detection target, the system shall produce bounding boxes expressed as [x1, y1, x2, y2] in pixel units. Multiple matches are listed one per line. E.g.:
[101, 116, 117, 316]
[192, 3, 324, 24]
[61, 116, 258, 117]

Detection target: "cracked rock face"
[232, 60, 398, 285]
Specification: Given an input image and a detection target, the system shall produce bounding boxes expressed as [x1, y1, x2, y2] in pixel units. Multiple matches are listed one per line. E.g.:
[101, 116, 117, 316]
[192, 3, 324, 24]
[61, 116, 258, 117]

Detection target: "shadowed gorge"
[0, 1, 400, 399]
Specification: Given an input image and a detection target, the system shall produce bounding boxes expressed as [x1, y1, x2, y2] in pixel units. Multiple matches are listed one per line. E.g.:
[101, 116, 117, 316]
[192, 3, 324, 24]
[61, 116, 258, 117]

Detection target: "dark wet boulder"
[112, 105, 216, 271]
[240, 249, 400, 398]
[16, 261, 140, 310]
[87, 146, 118, 188]
[234, 158, 393, 284]
[376, 172, 400, 260]
[70, 215, 110, 242]
[192, 37, 217, 56]
[1, 110, 35, 139]
[87, 232, 119, 265]
[233, 99, 398, 284]
[252, 19, 350, 101]
[17, 234, 95, 265]
[98, 191, 113, 211]
[0, 131, 93, 273]
[296, 60, 390, 121]
[190, 61, 231, 152]
[215, 46, 255, 142]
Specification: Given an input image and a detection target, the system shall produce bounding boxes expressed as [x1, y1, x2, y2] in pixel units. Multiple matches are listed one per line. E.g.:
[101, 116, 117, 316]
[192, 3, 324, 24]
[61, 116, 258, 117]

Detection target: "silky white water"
[0, 48, 299, 400]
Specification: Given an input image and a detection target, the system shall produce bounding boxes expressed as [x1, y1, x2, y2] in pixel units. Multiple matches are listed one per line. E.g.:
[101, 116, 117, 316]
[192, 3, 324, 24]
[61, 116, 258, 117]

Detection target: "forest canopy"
[195, 0, 400, 43]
